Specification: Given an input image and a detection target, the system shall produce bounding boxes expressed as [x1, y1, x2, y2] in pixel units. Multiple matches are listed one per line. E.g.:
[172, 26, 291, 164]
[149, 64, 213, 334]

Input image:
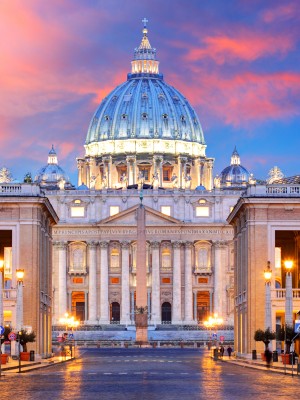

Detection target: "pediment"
[98, 204, 181, 226]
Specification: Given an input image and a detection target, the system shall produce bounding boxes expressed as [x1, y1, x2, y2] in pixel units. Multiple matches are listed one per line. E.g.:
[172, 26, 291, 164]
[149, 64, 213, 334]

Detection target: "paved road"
[0, 348, 298, 399]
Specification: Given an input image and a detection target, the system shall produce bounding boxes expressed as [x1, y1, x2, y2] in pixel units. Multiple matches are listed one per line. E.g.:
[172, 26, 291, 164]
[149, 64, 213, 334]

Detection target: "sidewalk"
[220, 355, 300, 376]
[0, 354, 74, 374]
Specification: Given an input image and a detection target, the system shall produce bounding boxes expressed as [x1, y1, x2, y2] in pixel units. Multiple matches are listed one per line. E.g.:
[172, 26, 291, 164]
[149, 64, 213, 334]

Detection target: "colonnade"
[53, 239, 228, 325]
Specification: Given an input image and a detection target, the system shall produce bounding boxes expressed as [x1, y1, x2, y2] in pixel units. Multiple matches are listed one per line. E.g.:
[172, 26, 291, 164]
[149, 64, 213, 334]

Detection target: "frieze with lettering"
[53, 227, 233, 236]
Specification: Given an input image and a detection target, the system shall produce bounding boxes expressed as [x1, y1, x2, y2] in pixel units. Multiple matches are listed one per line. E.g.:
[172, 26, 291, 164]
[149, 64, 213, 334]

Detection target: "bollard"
[213, 348, 218, 361]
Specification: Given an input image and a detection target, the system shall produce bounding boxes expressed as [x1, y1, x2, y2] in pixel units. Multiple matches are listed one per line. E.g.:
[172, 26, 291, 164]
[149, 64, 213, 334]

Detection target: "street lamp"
[264, 261, 272, 331]
[16, 269, 25, 331]
[59, 313, 79, 358]
[284, 260, 293, 327]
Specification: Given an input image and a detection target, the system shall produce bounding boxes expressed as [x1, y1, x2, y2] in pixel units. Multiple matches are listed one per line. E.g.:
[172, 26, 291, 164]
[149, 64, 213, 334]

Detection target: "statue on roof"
[120, 173, 128, 189]
[0, 167, 13, 183]
[171, 173, 178, 189]
[267, 166, 284, 184]
[152, 171, 159, 190]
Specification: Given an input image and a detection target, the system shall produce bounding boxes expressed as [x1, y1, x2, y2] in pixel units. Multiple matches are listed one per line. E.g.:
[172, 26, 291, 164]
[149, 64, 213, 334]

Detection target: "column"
[213, 241, 223, 315]
[184, 241, 193, 323]
[99, 241, 109, 324]
[77, 159, 85, 187]
[285, 271, 293, 327]
[88, 241, 98, 324]
[265, 281, 272, 330]
[121, 241, 130, 324]
[147, 290, 151, 320]
[193, 291, 197, 321]
[172, 241, 182, 324]
[151, 241, 161, 324]
[56, 242, 67, 318]
[16, 280, 23, 331]
[205, 159, 214, 190]
[130, 291, 135, 323]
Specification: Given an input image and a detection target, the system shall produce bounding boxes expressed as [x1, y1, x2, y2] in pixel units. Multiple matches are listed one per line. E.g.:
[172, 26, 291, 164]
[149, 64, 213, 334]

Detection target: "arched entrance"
[110, 302, 120, 323]
[161, 302, 171, 323]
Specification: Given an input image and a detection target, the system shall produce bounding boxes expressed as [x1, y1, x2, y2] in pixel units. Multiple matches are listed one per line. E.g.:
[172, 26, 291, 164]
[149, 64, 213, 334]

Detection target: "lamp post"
[16, 269, 25, 332]
[59, 313, 79, 358]
[264, 261, 272, 331]
[16, 269, 24, 373]
[204, 313, 224, 360]
[284, 260, 293, 327]
[204, 313, 224, 342]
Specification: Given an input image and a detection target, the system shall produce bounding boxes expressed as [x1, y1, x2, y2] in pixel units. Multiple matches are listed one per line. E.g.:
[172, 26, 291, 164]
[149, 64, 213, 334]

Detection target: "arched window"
[69, 242, 87, 273]
[161, 247, 171, 271]
[161, 302, 172, 323]
[110, 247, 120, 269]
[194, 241, 212, 273]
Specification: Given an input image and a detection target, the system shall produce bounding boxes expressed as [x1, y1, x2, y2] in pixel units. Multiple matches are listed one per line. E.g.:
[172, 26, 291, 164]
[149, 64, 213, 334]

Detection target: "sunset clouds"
[0, 0, 299, 182]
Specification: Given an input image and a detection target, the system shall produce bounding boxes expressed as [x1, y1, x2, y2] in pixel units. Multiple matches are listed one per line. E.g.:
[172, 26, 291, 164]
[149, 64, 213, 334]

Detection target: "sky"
[0, 0, 299, 185]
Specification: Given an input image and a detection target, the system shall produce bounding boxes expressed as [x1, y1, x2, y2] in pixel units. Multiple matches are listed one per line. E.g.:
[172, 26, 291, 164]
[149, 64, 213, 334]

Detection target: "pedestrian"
[264, 348, 272, 367]
[220, 345, 225, 358]
[227, 346, 232, 358]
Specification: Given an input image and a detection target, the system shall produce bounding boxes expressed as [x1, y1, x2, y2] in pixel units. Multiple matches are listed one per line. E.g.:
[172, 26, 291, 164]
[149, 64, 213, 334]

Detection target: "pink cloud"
[169, 70, 300, 127]
[183, 31, 294, 64]
[262, 3, 298, 23]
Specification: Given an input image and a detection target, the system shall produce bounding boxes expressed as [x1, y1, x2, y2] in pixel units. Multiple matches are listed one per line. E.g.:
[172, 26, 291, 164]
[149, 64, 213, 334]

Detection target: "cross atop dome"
[142, 17, 148, 28]
[131, 19, 160, 76]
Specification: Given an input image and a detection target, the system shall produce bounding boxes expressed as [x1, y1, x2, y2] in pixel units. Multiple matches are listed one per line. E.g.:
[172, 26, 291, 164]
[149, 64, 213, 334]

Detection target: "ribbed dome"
[217, 147, 251, 188]
[85, 20, 205, 158]
[35, 146, 73, 190]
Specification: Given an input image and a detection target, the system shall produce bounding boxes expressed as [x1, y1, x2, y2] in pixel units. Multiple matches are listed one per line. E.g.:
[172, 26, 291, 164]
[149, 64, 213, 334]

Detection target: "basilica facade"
[41, 22, 256, 328]
[1, 21, 259, 345]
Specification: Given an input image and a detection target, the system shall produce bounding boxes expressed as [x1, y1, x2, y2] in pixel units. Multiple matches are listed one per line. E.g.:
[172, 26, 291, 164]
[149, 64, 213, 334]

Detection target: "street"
[0, 348, 297, 399]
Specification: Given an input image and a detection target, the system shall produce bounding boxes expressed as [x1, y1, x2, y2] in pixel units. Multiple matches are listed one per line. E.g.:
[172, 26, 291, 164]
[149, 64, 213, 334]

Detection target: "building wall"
[0, 185, 58, 356]
[228, 185, 300, 356]
[48, 187, 240, 327]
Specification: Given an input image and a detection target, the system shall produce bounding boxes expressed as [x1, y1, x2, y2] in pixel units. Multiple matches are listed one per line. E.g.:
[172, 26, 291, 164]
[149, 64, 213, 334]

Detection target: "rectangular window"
[110, 277, 120, 284]
[162, 277, 171, 284]
[71, 207, 85, 217]
[161, 206, 171, 216]
[73, 278, 84, 284]
[196, 206, 209, 217]
[163, 167, 172, 181]
[139, 168, 150, 181]
[110, 206, 120, 216]
[198, 277, 208, 284]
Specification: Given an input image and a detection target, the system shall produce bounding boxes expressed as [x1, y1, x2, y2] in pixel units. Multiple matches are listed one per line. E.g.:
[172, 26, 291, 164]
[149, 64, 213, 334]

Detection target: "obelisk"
[135, 194, 148, 343]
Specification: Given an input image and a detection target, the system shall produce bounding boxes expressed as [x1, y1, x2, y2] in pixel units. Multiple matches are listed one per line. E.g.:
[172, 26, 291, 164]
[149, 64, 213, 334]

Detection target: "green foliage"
[23, 172, 32, 183]
[254, 328, 276, 349]
[1, 326, 12, 342]
[19, 329, 36, 352]
[276, 325, 294, 353]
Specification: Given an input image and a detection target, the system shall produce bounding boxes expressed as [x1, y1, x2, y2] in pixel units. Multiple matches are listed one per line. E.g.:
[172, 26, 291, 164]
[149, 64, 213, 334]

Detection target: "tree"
[254, 328, 276, 350]
[23, 172, 32, 183]
[19, 329, 36, 352]
[276, 325, 294, 354]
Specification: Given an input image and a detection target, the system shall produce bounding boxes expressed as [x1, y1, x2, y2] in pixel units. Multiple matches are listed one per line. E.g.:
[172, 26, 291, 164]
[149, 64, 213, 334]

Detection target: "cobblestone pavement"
[0, 348, 298, 400]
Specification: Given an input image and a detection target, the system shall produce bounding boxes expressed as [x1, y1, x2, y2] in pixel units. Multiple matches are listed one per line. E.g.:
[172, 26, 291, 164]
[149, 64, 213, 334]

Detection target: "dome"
[85, 20, 206, 159]
[35, 146, 73, 190]
[77, 20, 214, 191]
[215, 147, 253, 188]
